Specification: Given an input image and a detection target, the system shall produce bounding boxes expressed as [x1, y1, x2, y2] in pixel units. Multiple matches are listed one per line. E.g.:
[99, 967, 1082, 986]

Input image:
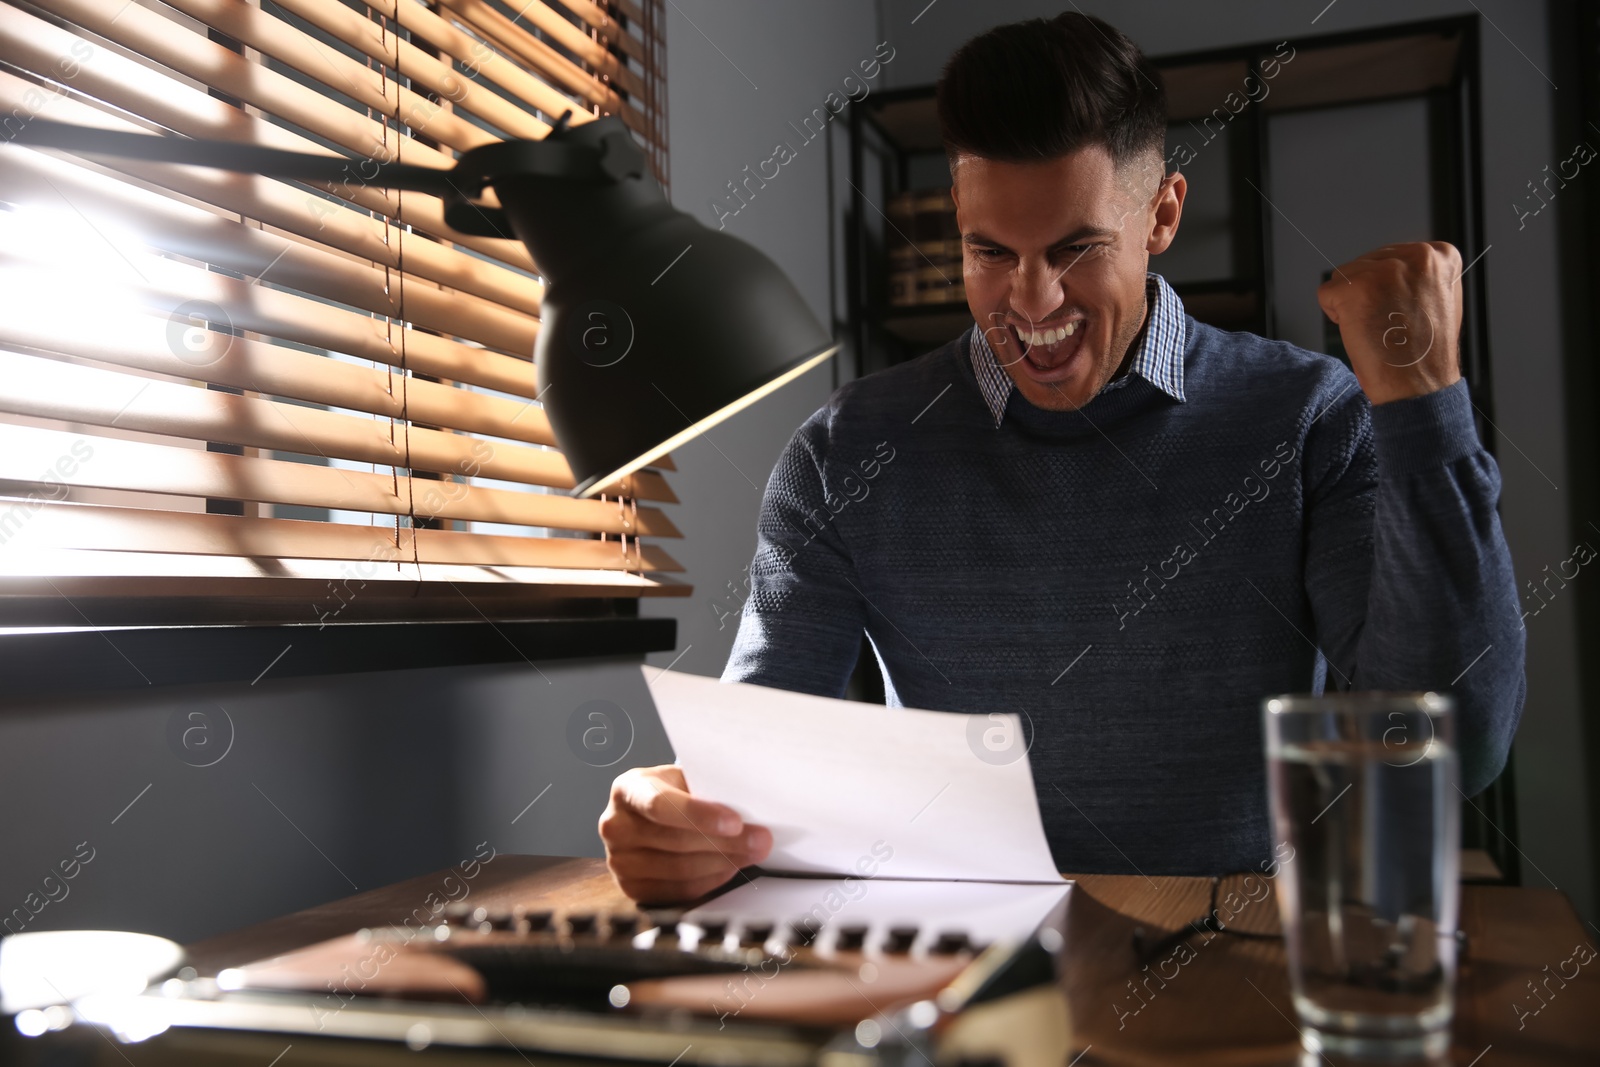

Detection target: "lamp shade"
[3, 115, 836, 498]
[489, 117, 836, 496]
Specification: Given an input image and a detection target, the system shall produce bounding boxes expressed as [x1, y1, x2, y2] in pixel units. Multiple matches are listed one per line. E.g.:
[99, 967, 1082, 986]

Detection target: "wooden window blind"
[0, 0, 686, 627]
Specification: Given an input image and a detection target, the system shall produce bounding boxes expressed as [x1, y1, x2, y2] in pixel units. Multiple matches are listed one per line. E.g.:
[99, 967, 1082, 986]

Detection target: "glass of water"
[1263, 692, 1459, 1061]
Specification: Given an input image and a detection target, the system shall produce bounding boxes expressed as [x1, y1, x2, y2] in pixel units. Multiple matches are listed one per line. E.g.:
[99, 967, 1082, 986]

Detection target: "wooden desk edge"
[182, 855, 1600, 1064]
[183, 855, 606, 976]
[186, 860, 1589, 976]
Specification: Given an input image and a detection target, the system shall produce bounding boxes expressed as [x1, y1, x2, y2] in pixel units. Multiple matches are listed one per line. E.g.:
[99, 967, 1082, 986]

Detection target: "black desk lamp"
[3, 115, 837, 497]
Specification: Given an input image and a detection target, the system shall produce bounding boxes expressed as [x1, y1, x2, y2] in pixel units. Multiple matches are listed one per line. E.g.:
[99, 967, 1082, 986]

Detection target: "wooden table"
[173, 856, 1600, 1066]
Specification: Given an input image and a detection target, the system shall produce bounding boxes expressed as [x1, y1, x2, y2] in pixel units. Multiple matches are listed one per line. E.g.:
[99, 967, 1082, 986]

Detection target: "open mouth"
[1008, 318, 1089, 381]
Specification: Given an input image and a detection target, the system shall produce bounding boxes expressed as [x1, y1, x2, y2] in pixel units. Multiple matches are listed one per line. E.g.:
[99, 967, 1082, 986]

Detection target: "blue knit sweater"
[722, 316, 1526, 877]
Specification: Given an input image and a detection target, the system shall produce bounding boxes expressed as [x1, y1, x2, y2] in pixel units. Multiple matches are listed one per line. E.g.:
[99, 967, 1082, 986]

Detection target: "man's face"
[953, 144, 1185, 411]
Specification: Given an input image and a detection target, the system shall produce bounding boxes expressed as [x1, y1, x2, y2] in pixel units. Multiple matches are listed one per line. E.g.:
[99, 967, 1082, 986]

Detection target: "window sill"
[0, 616, 676, 702]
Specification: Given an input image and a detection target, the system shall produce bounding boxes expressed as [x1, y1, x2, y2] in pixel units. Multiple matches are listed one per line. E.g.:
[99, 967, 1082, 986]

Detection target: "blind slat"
[0, 246, 546, 404]
[367, 0, 633, 142]
[154, 0, 512, 149]
[0, 349, 686, 501]
[0, 424, 681, 536]
[1, 501, 683, 573]
[267, 0, 558, 142]
[611, 0, 647, 34]
[437, 0, 646, 101]
[28, 0, 474, 171]
[0, 74, 545, 316]
[0, 322, 672, 500]
[2, 142, 541, 357]
[549, 0, 648, 66]
[0, 552, 688, 598]
[0, 18, 537, 273]
[0, 316, 556, 450]
[432, 0, 647, 127]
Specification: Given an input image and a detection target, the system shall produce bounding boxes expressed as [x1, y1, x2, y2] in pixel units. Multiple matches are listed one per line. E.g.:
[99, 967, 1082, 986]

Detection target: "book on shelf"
[887, 189, 965, 308]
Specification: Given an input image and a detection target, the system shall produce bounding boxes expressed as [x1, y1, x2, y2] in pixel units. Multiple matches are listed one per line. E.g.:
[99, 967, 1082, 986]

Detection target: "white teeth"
[1017, 321, 1081, 347]
[1019, 321, 1083, 347]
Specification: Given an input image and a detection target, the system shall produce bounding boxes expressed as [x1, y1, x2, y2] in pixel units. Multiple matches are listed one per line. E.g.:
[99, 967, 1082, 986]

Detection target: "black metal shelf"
[880, 303, 973, 345]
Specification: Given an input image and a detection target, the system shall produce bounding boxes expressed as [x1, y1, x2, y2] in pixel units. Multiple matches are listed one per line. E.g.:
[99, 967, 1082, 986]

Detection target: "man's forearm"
[1349, 381, 1527, 794]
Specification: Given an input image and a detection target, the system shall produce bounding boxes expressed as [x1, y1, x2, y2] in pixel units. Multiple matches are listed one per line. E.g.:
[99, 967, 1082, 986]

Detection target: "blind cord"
[374, 4, 421, 585]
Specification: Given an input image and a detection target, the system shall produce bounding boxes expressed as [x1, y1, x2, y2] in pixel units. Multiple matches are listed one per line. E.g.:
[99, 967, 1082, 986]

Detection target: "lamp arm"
[0, 117, 643, 241]
[3, 118, 466, 194]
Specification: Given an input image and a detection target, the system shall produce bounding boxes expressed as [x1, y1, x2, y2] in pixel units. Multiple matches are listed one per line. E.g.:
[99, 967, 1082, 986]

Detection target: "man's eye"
[971, 247, 1006, 259]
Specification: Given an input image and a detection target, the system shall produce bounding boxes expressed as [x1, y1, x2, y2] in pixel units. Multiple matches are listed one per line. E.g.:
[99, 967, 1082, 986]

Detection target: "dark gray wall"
[0, 657, 652, 945]
[877, 0, 1593, 922]
[1265, 97, 1434, 352]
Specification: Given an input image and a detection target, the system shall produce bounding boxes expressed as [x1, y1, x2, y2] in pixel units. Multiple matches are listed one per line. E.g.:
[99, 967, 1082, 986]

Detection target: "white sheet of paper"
[678, 877, 1072, 956]
[644, 668, 1063, 883]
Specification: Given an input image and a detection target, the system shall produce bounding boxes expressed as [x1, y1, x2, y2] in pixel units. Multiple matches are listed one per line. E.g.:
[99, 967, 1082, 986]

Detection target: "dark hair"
[936, 12, 1167, 172]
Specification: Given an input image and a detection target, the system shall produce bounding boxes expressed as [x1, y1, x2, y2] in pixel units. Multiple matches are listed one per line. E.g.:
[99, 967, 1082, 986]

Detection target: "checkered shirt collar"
[967, 271, 1187, 427]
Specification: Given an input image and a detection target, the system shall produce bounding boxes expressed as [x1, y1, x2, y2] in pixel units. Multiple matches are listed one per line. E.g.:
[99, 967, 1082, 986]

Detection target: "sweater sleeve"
[1302, 376, 1527, 796]
[721, 404, 867, 697]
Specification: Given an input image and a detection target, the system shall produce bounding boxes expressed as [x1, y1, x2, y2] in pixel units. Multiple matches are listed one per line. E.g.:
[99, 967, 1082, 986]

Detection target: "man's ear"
[1147, 169, 1186, 256]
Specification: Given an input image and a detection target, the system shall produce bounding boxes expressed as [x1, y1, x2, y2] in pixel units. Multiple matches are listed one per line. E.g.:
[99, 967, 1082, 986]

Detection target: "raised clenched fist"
[1317, 241, 1464, 405]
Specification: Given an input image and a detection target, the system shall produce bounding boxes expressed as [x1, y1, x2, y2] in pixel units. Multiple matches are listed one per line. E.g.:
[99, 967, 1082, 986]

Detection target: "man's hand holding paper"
[600, 669, 1066, 906]
[600, 763, 774, 905]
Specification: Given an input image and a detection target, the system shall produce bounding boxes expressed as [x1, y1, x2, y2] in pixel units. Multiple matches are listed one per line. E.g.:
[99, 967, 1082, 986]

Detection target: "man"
[600, 12, 1525, 905]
